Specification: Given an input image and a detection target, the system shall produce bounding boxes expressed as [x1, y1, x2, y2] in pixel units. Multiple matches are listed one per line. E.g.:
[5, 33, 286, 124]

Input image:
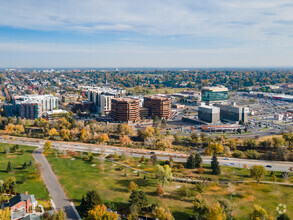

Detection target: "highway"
[1, 136, 292, 172]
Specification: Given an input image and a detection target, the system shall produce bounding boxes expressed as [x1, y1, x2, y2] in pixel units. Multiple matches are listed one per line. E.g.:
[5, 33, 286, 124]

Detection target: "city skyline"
[1, 0, 293, 68]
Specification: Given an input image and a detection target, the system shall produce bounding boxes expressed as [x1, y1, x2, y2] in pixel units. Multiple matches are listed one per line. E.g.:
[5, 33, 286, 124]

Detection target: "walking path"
[33, 148, 80, 220]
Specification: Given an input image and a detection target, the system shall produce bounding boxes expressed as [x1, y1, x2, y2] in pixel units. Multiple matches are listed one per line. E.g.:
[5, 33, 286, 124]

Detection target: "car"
[229, 162, 235, 165]
[224, 163, 231, 166]
[113, 148, 118, 151]
[266, 165, 272, 168]
[74, 144, 78, 146]
[223, 157, 230, 160]
[150, 151, 155, 154]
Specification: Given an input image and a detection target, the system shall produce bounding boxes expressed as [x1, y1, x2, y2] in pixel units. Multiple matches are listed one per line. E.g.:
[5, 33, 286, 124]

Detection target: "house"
[1, 192, 38, 220]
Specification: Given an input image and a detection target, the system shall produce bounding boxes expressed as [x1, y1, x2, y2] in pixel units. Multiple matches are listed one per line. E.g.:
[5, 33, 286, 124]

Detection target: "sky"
[0, 0, 293, 68]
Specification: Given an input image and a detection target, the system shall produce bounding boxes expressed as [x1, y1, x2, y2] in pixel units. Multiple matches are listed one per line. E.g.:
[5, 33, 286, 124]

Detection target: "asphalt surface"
[1, 136, 292, 172]
[33, 147, 79, 220]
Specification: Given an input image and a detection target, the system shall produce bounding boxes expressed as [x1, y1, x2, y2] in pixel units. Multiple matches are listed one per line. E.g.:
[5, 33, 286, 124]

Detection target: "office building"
[143, 95, 171, 119]
[111, 98, 140, 122]
[198, 103, 220, 123]
[87, 87, 126, 114]
[201, 86, 228, 104]
[215, 103, 248, 123]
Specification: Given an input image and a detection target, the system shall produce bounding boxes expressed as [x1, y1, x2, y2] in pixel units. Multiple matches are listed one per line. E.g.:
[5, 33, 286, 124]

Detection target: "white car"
[223, 157, 230, 160]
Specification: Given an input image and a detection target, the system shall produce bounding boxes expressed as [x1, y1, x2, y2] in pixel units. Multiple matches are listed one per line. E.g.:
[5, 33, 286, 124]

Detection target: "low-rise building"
[198, 103, 220, 123]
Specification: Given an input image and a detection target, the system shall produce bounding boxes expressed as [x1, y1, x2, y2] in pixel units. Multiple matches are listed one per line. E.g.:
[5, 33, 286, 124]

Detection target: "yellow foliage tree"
[14, 125, 25, 133]
[86, 205, 119, 220]
[152, 207, 174, 220]
[0, 207, 11, 220]
[43, 140, 52, 153]
[207, 202, 226, 220]
[48, 128, 59, 138]
[80, 128, 88, 142]
[99, 133, 109, 144]
[5, 124, 15, 134]
[204, 142, 224, 155]
[60, 129, 71, 141]
[128, 181, 138, 192]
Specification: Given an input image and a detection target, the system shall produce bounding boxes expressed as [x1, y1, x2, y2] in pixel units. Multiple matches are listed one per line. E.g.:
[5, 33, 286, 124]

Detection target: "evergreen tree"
[79, 190, 102, 217]
[187, 154, 195, 169]
[129, 190, 148, 213]
[194, 154, 202, 168]
[28, 160, 33, 166]
[211, 154, 221, 175]
[6, 161, 12, 173]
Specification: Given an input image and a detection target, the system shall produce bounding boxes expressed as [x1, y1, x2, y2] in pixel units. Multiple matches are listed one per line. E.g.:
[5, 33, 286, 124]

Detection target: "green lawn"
[46, 151, 293, 219]
[0, 143, 49, 200]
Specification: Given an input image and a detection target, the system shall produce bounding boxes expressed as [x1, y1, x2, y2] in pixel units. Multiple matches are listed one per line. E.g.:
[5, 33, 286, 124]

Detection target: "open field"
[46, 150, 293, 219]
[0, 143, 49, 200]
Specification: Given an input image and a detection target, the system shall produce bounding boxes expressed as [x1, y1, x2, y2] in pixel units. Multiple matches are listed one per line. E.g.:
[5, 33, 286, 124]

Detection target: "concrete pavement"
[33, 148, 79, 220]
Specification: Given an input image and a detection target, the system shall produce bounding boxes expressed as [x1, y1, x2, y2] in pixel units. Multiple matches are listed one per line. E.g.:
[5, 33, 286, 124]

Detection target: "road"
[1, 136, 292, 172]
[33, 147, 79, 220]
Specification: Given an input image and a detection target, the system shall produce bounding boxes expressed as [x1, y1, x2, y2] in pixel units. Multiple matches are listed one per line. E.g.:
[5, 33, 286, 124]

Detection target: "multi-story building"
[87, 87, 126, 114]
[72, 101, 94, 113]
[143, 95, 171, 119]
[111, 98, 140, 122]
[13, 94, 59, 119]
[198, 103, 220, 123]
[215, 103, 249, 123]
[62, 95, 77, 104]
[201, 86, 228, 104]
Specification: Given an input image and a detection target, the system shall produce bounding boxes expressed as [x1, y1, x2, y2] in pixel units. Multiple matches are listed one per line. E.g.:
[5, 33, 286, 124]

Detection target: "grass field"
[0, 143, 49, 200]
[46, 151, 293, 219]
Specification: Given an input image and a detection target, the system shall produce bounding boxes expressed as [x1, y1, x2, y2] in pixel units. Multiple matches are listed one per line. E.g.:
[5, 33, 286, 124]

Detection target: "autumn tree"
[207, 202, 226, 220]
[152, 206, 174, 220]
[117, 124, 133, 135]
[60, 129, 71, 141]
[14, 125, 24, 133]
[249, 204, 271, 220]
[79, 190, 102, 218]
[48, 128, 59, 139]
[250, 165, 266, 185]
[5, 124, 14, 134]
[193, 194, 209, 220]
[80, 128, 89, 142]
[0, 207, 10, 220]
[204, 142, 224, 155]
[43, 140, 52, 153]
[156, 184, 164, 196]
[56, 209, 66, 220]
[99, 133, 109, 144]
[120, 135, 132, 146]
[86, 205, 119, 220]
[128, 181, 138, 192]
[155, 164, 172, 187]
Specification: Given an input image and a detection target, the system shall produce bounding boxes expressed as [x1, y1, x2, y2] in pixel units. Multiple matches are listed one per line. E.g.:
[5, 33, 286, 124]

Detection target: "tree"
[193, 194, 209, 219]
[250, 165, 266, 185]
[99, 133, 109, 144]
[156, 184, 164, 196]
[79, 190, 103, 217]
[0, 207, 10, 220]
[120, 135, 132, 146]
[152, 207, 174, 220]
[5, 124, 15, 134]
[187, 154, 195, 169]
[151, 154, 158, 165]
[204, 142, 224, 155]
[14, 125, 25, 133]
[48, 128, 59, 138]
[211, 154, 221, 175]
[80, 128, 89, 142]
[43, 140, 52, 153]
[153, 116, 160, 127]
[129, 190, 148, 213]
[128, 181, 138, 192]
[4, 176, 17, 194]
[155, 164, 172, 187]
[60, 129, 71, 141]
[56, 209, 66, 220]
[194, 154, 202, 168]
[86, 204, 119, 220]
[161, 118, 167, 128]
[6, 161, 12, 173]
[249, 204, 271, 220]
[207, 202, 226, 220]
[22, 162, 27, 170]
[117, 124, 133, 135]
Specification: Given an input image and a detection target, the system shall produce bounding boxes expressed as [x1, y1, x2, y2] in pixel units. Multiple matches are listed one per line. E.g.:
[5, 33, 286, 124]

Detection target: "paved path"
[33, 148, 79, 220]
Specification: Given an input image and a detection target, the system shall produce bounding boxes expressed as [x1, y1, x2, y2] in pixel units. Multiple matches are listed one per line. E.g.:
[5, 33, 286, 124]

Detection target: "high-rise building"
[111, 98, 140, 122]
[87, 87, 125, 114]
[143, 95, 171, 119]
[201, 86, 228, 104]
[198, 103, 220, 123]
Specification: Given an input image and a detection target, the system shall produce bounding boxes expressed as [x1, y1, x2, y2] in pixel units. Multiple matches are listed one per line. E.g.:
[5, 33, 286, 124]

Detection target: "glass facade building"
[201, 87, 228, 102]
